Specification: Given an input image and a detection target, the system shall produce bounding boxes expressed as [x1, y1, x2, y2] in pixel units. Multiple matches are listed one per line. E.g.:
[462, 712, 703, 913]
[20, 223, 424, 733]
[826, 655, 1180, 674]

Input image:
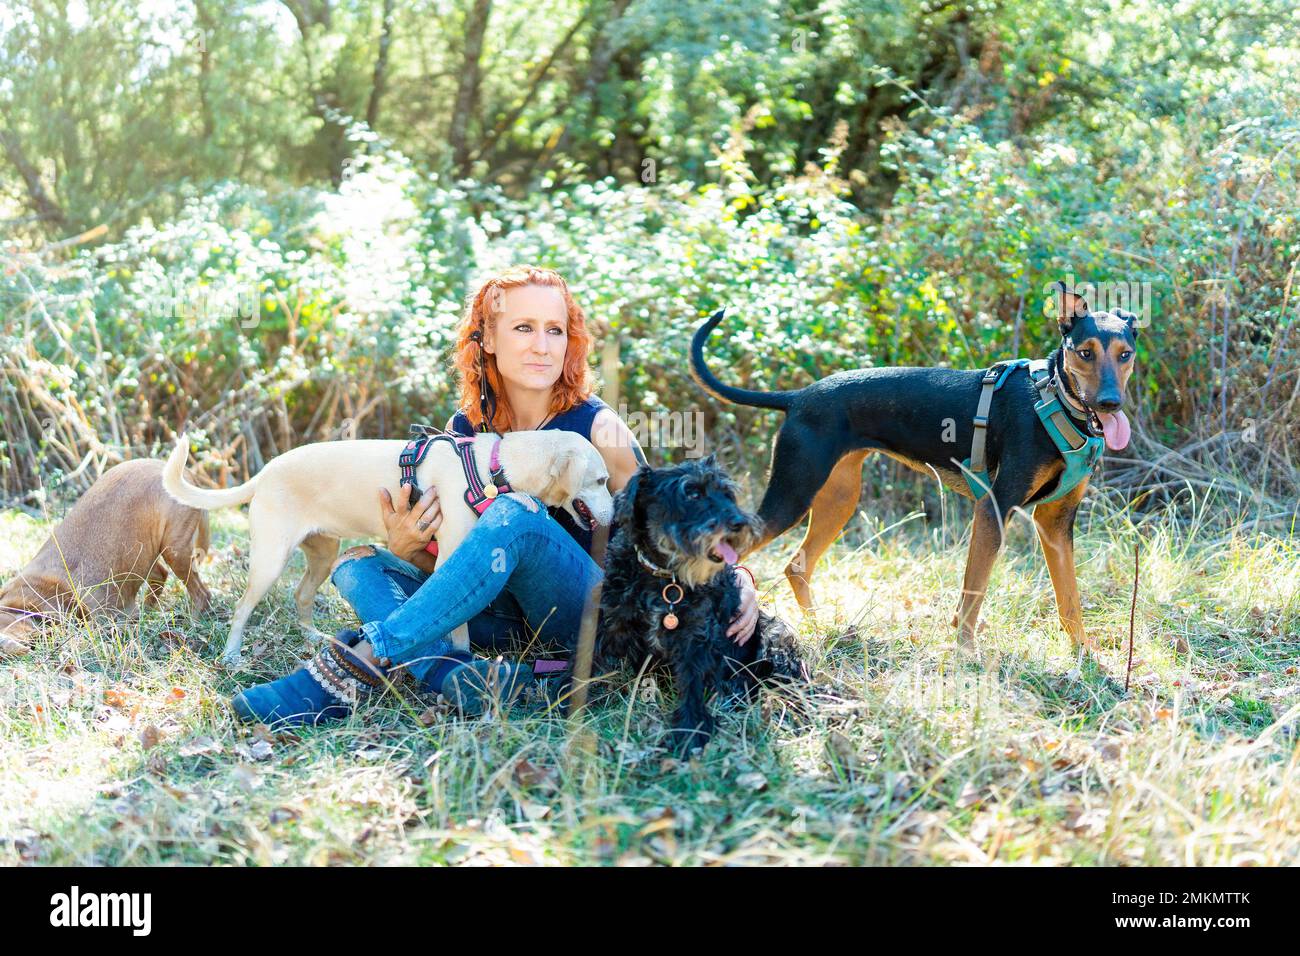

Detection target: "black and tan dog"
[594, 457, 807, 753]
[690, 284, 1137, 650]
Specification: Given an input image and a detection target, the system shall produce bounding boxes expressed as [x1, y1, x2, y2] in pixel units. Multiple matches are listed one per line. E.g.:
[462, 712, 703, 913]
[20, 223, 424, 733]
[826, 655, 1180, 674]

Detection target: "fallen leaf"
[827, 730, 858, 770]
[512, 758, 558, 792]
[179, 735, 222, 757]
[956, 781, 983, 810]
[1063, 805, 1109, 834]
[252, 723, 276, 744]
[159, 630, 201, 652]
[269, 807, 300, 825]
[736, 771, 768, 792]
[139, 725, 161, 750]
[519, 801, 550, 821]
[1095, 740, 1122, 761]
[509, 846, 540, 865]
[104, 686, 133, 710]
[237, 739, 274, 761]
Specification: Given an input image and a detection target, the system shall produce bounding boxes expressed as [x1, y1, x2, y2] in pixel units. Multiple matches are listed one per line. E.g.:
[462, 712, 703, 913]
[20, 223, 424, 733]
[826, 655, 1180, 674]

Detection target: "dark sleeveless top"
[449, 395, 608, 555]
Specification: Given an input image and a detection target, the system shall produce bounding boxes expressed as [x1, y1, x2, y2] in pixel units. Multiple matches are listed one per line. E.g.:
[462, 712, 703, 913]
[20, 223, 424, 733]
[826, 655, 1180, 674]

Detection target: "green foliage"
[2, 0, 1298, 507]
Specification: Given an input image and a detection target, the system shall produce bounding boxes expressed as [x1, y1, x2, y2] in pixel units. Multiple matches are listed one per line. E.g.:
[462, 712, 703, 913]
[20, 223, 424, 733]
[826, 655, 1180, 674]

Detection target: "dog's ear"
[1053, 280, 1090, 337]
[1115, 308, 1140, 340]
[545, 449, 588, 501]
[614, 465, 650, 526]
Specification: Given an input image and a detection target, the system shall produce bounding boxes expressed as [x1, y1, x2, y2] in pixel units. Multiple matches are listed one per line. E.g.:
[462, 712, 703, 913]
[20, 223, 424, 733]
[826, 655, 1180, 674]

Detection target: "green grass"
[2, 497, 1298, 866]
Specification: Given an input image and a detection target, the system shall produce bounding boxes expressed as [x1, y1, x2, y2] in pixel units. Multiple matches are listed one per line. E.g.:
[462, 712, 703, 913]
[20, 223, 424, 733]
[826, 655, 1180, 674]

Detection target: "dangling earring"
[470, 328, 496, 433]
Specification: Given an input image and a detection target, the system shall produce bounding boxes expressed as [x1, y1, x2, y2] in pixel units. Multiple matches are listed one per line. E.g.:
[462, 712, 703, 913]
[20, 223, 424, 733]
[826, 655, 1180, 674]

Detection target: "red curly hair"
[454, 266, 595, 432]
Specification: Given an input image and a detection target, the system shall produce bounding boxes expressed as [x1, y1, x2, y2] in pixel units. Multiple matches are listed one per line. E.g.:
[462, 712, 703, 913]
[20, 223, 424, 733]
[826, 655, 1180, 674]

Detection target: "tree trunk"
[195, 0, 217, 141]
[365, 0, 396, 133]
[0, 120, 68, 229]
[473, 4, 596, 171]
[449, 0, 492, 176]
[548, 0, 634, 172]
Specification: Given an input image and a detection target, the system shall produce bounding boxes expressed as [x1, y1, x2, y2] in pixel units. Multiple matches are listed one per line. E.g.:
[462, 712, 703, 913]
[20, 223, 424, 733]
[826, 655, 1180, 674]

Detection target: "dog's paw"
[662, 724, 712, 758]
[502, 492, 540, 513]
[0, 633, 32, 658]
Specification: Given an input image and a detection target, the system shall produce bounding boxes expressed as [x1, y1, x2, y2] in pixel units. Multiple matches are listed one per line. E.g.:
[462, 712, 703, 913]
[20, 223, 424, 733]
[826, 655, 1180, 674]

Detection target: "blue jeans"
[330, 495, 603, 690]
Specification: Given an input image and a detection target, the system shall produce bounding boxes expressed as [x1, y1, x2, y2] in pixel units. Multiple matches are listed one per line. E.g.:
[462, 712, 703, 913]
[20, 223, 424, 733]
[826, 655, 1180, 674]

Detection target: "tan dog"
[0, 459, 211, 657]
[162, 430, 615, 667]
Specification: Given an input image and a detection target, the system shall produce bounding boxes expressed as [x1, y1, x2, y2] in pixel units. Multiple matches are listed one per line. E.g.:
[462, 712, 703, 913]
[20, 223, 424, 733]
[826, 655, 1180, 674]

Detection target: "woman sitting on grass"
[230, 265, 760, 725]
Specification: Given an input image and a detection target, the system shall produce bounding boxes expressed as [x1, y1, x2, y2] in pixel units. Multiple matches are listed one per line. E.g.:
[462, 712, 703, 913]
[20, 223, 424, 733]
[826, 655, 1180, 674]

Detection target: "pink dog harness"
[398, 431, 513, 515]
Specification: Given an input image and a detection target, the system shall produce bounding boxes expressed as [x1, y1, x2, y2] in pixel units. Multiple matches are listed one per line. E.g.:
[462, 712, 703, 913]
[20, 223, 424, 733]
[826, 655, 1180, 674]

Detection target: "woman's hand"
[727, 568, 759, 645]
[379, 486, 441, 564]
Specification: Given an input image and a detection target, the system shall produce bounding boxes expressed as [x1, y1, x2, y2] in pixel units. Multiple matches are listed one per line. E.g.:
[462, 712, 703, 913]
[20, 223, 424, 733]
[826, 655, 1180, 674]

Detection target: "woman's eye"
[515, 324, 531, 333]
[548, 327, 565, 336]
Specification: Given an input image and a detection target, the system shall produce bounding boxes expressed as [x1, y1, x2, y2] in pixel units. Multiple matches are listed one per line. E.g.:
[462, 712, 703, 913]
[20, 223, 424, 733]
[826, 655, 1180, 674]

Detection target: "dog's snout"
[1094, 398, 1122, 413]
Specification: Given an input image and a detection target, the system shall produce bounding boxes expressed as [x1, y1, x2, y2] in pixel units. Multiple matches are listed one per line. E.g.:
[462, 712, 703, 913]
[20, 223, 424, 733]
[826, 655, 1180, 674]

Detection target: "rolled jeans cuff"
[361, 619, 463, 674]
[360, 620, 391, 660]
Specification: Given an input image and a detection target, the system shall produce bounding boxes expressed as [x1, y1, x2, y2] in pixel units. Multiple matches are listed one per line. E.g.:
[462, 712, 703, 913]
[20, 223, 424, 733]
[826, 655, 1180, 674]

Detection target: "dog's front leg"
[143, 560, 169, 608]
[953, 473, 1033, 647]
[665, 640, 716, 756]
[1032, 491, 1091, 650]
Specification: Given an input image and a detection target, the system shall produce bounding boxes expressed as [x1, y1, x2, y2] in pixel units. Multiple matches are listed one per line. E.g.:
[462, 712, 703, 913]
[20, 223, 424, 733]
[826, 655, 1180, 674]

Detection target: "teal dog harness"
[961, 359, 1104, 505]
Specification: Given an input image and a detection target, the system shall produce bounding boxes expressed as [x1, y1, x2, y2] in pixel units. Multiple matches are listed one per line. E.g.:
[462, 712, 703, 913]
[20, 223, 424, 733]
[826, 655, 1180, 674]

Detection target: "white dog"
[162, 430, 614, 666]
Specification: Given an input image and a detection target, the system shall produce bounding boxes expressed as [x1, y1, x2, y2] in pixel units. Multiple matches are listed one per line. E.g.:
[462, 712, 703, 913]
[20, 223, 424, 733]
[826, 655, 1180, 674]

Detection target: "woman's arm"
[590, 407, 645, 494]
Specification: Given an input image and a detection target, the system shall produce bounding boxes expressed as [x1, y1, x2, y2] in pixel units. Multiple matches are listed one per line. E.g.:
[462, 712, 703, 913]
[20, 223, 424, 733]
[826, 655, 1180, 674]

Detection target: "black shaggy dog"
[594, 457, 808, 754]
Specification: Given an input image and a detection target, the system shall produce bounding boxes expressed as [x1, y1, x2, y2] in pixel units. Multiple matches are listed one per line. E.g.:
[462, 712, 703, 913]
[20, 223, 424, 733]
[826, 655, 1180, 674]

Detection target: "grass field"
[2, 494, 1298, 866]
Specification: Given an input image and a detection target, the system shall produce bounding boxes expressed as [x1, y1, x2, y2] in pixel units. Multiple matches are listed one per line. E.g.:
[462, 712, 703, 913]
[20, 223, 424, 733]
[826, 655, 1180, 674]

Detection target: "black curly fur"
[593, 456, 808, 755]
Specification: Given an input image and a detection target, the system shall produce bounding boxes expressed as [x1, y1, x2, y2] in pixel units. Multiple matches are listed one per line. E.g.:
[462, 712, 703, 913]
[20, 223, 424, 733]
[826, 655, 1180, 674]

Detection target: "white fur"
[162, 431, 613, 666]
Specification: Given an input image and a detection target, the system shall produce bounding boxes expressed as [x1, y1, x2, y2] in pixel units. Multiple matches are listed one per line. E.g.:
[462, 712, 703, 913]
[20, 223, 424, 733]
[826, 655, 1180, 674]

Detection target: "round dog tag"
[484, 484, 498, 498]
[663, 612, 679, 630]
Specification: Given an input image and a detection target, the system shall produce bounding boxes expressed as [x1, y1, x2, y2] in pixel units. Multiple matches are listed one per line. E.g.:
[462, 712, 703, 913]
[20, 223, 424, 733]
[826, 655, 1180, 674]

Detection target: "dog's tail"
[689, 308, 797, 411]
[162, 437, 259, 510]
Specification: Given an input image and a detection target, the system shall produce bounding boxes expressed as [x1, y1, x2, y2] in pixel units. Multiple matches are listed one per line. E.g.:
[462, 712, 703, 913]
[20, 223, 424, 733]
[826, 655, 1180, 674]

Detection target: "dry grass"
[2, 492, 1298, 866]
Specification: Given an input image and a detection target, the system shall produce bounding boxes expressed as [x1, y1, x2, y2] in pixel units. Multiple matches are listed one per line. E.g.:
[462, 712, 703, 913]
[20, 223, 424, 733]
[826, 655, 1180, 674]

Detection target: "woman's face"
[486, 284, 569, 393]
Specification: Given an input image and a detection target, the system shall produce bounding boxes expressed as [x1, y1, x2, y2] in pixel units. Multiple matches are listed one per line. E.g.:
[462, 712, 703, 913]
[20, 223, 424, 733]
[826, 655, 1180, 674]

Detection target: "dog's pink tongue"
[718, 541, 738, 564]
[1098, 410, 1131, 450]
